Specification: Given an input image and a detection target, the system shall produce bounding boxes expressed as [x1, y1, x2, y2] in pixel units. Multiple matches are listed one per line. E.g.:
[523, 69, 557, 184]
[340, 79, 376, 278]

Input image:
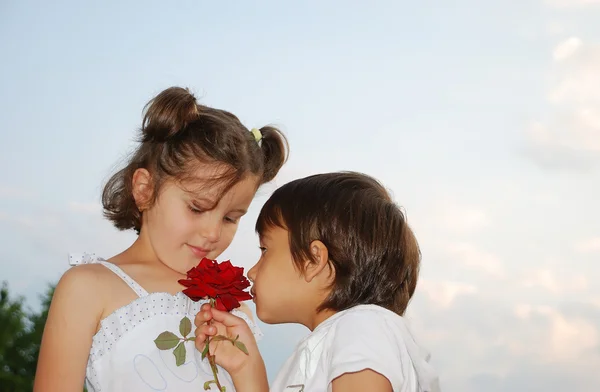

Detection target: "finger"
[194, 329, 206, 350]
[209, 307, 247, 327]
[194, 310, 213, 326]
[201, 303, 211, 312]
[200, 324, 217, 336]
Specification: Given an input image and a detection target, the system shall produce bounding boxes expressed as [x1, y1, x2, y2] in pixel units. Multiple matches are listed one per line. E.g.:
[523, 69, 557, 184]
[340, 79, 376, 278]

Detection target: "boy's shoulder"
[320, 305, 439, 391]
[314, 305, 408, 356]
[328, 304, 403, 330]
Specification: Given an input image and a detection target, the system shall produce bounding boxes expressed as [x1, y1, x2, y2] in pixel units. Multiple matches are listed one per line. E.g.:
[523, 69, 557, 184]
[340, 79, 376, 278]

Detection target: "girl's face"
[247, 226, 314, 325]
[139, 167, 259, 275]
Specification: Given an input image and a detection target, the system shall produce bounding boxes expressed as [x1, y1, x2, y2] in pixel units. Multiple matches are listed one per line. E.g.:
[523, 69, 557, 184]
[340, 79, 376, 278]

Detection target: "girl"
[34, 87, 289, 392]
[193, 172, 440, 392]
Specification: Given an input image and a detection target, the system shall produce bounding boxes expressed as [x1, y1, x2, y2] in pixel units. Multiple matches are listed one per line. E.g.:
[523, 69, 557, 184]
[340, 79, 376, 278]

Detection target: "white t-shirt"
[270, 305, 440, 392]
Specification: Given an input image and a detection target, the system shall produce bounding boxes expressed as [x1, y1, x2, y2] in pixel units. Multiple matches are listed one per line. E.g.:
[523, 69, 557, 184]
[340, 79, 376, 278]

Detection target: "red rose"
[178, 258, 252, 311]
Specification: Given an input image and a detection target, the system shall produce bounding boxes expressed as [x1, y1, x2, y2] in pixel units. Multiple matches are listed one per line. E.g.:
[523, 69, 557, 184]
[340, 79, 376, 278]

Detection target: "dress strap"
[69, 252, 101, 266]
[97, 261, 149, 298]
[68, 252, 148, 297]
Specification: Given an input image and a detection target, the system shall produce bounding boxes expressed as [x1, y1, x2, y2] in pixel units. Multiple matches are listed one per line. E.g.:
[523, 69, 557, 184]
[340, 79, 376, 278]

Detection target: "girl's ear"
[303, 240, 332, 283]
[132, 168, 153, 211]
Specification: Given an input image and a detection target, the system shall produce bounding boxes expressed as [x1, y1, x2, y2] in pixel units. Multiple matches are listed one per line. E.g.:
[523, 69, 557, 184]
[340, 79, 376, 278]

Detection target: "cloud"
[68, 201, 102, 214]
[511, 304, 599, 361]
[0, 186, 32, 199]
[407, 289, 600, 392]
[0, 210, 59, 229]
[574, 237, 600, 253]
[553, 36, 583, 61]
[545, 21, 569, 36]
[526, 37, 600, 169]
[417, 279, 478, 309]
[444, 242, 505, 277]
[520, 269, 588, 294]
[0, 200, 136, 307]
[546, 0, 600, 7]
[437, 202, 490, 234]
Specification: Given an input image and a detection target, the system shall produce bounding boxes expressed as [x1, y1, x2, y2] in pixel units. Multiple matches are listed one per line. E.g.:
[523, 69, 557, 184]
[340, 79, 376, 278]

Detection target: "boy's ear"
[132, 168, 153, 211]
[304, 240, 332, 283]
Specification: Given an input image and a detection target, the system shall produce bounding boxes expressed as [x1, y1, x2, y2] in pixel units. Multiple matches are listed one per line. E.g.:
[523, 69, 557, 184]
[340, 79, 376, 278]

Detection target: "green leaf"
[201, 341, 209, 360]
[179, 317, 192, 338]
[173, 342, 187, 366]
[204, 380, 215, 390]
[234, 340, 249, 355]
[154, 331, 180, 350]
[187, 337, 195, 341]
[221, 387, 227, 392]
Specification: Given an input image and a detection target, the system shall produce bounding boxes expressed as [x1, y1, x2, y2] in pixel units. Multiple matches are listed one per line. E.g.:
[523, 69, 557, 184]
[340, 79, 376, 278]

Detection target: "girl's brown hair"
[102, 86, 289, 233]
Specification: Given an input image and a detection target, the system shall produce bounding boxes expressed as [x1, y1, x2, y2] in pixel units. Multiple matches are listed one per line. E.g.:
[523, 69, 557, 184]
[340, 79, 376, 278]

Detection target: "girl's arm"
[33, 265, 105, 392]
[332, 370, 393, 392]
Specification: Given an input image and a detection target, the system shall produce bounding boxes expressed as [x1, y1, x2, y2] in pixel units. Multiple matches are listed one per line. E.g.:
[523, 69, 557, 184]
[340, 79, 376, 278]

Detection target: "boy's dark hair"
[102, 86, 289, 233]
[256, 172, 420, 316]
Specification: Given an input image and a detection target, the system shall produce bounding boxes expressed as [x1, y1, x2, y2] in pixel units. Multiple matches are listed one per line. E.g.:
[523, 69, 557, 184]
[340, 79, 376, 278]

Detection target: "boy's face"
[248, 226, 314, 324]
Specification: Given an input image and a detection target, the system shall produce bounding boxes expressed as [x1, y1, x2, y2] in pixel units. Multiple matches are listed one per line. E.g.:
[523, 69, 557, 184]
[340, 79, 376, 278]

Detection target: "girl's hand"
[194, 303, 265, 380]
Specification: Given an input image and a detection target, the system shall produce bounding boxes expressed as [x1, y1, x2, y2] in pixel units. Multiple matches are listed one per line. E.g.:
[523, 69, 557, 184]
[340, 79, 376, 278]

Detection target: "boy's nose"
[247, 262, 258, 281]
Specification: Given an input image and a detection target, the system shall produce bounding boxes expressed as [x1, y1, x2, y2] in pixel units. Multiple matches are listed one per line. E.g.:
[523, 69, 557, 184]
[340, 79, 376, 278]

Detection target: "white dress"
[270, 304, 440, 392]
[69, 253, 262, 392]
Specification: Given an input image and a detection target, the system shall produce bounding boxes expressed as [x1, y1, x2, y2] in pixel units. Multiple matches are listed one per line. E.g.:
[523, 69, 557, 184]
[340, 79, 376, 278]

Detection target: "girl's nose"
[200, 220, 222, 243]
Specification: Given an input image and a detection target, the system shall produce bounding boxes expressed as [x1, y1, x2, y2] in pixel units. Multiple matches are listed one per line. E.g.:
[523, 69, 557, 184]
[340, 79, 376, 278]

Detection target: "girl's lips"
[187, 244, 210, 259]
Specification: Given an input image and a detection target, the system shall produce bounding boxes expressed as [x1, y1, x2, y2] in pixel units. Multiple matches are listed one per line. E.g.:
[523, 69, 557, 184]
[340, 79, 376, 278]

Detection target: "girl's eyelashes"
[188, 204, 240, 224]
[259, 246, 267, 254]
[188, 204, 205, 214]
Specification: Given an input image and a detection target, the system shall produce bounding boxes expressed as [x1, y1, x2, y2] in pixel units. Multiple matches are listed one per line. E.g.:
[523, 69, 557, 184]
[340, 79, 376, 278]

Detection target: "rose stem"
[206, 298, 224, 391]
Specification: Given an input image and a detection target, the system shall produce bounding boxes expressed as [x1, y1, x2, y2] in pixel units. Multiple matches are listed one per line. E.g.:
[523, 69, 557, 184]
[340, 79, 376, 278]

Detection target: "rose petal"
[217, 293, 241, 311]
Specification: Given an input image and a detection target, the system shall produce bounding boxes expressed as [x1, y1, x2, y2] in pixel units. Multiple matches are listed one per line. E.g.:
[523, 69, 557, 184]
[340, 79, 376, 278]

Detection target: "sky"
[1, 0, 599, 390]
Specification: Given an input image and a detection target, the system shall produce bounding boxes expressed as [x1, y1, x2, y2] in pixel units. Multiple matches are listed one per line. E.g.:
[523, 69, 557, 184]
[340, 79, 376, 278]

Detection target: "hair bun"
[141, 87, 199, 142]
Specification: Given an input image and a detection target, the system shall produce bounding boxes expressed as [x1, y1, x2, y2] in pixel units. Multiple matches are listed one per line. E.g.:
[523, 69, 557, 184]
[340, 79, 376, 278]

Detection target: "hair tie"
[251, 128, 263, 143]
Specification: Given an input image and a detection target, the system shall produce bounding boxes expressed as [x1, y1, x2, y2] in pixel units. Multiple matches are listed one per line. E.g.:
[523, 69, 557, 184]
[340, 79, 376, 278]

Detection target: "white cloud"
[574, 237, 600, 253]
[68, 201, 102, 214]
[510, 304, 599, 362]
[418, 279, 478, 308]
[0, 210, 59, 229]
[553, 37, 582, 61]
[438, 203, 490, 234]
[547, 0, 600, 7]
[545, 21, 569, 36]
[520, 268, 588, 294]
[445, 242, 504, 277]
[527, 109, 600, 152]
[526, 38, 600, 168]
[548, 37, 600, 104]
[0, 186, 32, 199]
[410, 288, 600, 391]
